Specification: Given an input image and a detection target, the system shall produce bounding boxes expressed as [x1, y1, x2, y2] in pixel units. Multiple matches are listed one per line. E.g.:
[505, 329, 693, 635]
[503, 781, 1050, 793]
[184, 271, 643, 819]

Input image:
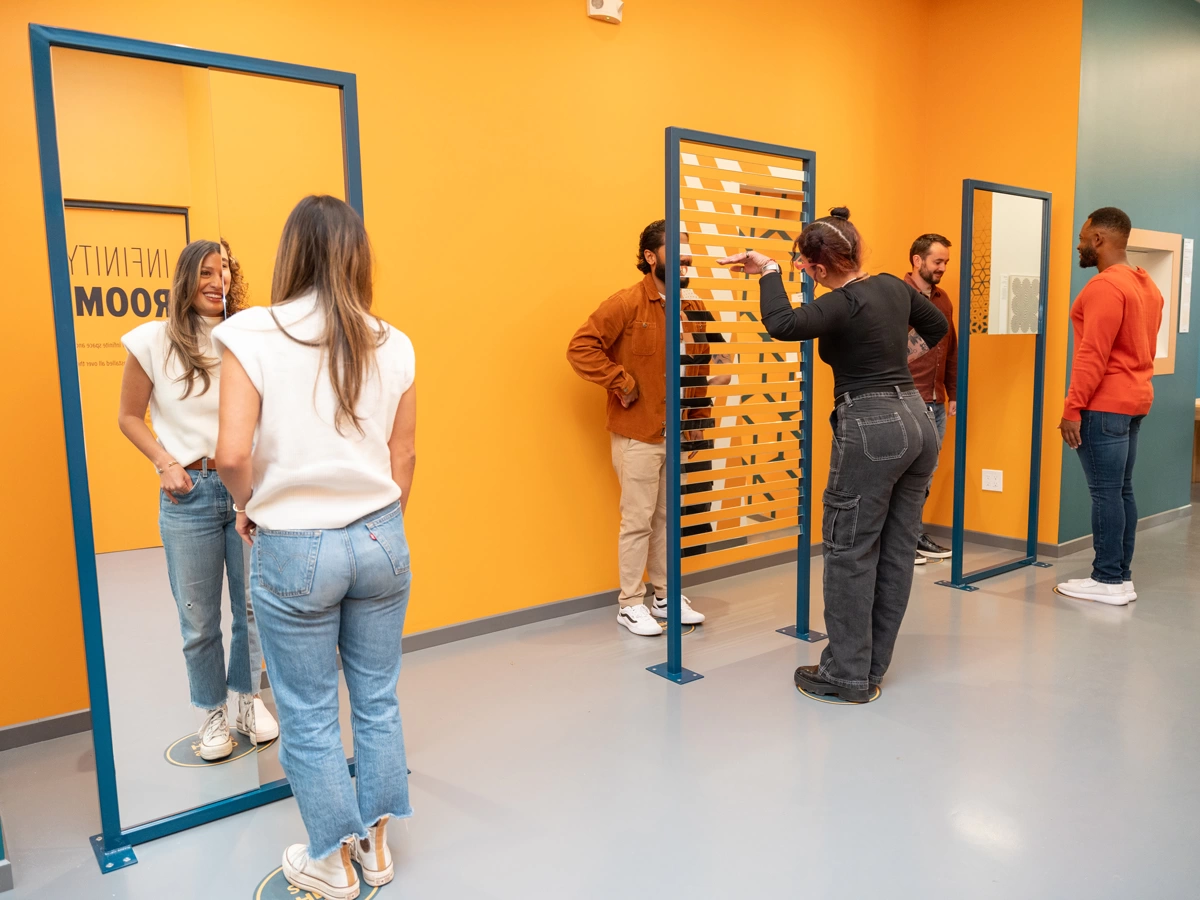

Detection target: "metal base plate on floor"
[646, 663, 704, 684]
[797, 684, 881, 705]
[1033, 561, 1053, 568]
[255, 862, 381, 899]
[936, 580, 979, 592]
[776, 625, 828, 643]
[90, 834, 137, 873]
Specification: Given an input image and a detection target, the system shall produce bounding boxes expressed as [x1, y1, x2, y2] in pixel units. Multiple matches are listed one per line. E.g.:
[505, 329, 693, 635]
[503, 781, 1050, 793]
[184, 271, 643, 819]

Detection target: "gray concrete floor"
[2, 521, 1199, 899]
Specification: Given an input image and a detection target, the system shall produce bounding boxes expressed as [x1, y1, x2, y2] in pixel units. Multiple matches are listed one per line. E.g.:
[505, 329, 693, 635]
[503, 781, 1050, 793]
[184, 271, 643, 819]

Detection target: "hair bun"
[829, 206, 851, 220]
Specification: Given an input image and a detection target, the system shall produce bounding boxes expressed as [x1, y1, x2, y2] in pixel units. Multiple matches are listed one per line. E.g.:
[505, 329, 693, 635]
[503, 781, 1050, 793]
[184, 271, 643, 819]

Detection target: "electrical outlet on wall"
[982, 469, 1004, 492]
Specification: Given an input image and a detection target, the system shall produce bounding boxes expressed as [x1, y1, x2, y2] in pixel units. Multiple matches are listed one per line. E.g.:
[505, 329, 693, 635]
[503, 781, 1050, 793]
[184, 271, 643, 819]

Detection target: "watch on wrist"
[761, 261, 781, 276]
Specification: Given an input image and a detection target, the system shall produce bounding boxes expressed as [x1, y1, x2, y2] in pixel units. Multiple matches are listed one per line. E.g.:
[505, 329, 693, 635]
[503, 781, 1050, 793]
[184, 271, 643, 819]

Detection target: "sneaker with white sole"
[914, 555, 927, 566]
[354, 816, 394, 887]
[198, 705, 233, 760]
[1066, 577, 1136, 601]
[618, 603, 663, 635]
[283, 842, 360, 900]
[651, 594, 705, 624]
[236, 693, 279, 745]
[1056, 578, 1132, 606]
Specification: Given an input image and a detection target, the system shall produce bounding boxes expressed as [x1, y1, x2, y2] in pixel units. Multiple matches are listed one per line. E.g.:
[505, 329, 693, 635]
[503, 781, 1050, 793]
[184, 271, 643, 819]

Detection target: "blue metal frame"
[650, 128, 820, 685]
[938, 179, 1053, 592]
[28, 23, 364, 872]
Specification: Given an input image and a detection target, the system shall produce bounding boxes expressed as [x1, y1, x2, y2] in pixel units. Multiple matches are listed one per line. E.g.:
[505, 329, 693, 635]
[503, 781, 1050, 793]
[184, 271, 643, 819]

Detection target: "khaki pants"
[610, 434, 667, 608]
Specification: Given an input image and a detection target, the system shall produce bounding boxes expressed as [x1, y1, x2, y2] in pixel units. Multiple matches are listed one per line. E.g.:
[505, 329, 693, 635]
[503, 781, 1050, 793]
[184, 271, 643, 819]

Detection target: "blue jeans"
[159, 467, 261, 709]
[251, 501, 413, 860]
[1076, 411, 1144, 584]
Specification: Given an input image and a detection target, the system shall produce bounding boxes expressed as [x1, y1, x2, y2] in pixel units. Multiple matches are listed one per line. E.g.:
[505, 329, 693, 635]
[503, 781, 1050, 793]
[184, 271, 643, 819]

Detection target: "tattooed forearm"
[907, 329, 930, 362]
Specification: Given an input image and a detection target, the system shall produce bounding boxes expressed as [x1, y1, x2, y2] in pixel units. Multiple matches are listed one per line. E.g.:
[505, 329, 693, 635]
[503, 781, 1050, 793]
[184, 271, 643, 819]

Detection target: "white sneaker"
[198, 705, 233, 760]
[1066, 577, 1136, 600]
[914, 555, 927, 566]
[236, 693, 279, 745]
[618, 603, 663, 635]
[1057, 578, 1132, 606]
[651, 594, 706, 624]
[353, 816, 394, 887]
[283, 842, 360, 900]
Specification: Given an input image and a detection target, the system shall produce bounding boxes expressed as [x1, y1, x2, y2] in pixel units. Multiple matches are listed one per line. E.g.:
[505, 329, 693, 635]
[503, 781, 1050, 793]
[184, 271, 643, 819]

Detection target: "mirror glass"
[958, 188, 1046, 574]
[51, 47, 353, 828]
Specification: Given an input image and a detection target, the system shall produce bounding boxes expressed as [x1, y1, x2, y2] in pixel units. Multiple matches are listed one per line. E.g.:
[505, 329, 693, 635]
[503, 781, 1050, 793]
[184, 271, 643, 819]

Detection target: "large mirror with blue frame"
[30, 24, 363, 871]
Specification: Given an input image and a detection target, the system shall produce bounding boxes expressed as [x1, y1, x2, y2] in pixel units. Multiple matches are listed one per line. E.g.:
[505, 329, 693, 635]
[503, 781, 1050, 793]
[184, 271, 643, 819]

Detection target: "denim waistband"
[836, 386, 921, 407]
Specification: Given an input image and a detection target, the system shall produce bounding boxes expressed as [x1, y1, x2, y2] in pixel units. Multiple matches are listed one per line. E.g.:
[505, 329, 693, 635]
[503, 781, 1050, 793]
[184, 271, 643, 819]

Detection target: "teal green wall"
[1059, 0, 1200, 542]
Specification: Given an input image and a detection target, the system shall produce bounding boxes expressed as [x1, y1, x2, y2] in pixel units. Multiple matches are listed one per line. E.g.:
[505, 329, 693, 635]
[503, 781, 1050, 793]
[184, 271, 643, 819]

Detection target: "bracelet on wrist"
[155, 460, 179, 475]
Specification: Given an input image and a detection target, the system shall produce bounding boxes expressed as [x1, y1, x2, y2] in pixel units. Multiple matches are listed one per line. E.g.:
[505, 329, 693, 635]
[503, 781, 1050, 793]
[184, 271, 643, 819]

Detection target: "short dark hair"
[637, 219, 666, 273]
[910, 233, 952, 262]
[1087, 207, 1132, 239]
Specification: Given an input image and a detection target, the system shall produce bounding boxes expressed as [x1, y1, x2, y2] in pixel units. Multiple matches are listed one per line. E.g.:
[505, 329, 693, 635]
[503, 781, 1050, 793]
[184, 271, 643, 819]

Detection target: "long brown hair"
[270, 195, 386, 435]
[165, 240, 223, 397]
[220, 237, 249, 314]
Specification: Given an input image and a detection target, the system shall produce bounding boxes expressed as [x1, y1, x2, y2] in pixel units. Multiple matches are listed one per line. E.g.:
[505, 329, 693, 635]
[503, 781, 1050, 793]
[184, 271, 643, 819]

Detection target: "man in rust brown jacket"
[905, 233, 959, 564]
[567, 219, 717, 635]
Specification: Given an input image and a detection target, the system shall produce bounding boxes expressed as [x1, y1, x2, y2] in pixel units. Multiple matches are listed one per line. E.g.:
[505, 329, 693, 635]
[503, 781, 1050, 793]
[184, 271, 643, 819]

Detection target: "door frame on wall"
[937, 178, 1053, 591]
[27, 23, 364, 874]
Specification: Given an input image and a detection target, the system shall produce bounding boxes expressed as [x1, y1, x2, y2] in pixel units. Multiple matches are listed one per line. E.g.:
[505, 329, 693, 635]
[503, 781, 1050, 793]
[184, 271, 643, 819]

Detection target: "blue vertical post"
[1026, 195, 1053, 568]
[777, 154, 825, 642]
[0, 812, 12, 893]
[941, 180, 977, 591]
[649, 127, 702, 683]
[28, 27, 135, 868]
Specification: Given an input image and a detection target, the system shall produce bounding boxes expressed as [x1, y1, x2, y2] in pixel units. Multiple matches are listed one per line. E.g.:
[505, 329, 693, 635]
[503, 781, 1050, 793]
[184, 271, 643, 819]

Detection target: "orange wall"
[0, 0, 1080, 728]
[919, 0, 1082, 545]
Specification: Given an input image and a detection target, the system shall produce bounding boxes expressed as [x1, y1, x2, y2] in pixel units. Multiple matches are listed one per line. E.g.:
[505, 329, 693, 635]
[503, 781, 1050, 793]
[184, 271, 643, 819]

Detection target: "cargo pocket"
[856, 412, 908, 461]
[822, 489, 860, 552]
[256, 530, 321, 598]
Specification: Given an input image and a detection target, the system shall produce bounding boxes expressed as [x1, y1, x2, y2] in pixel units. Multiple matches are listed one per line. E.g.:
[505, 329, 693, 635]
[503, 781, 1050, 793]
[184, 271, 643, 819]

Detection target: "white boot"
[354, 816, 395, 887]
[282, 842, 360, 900]
[236, 693, 279, 745]
[197, 705, 233, 760]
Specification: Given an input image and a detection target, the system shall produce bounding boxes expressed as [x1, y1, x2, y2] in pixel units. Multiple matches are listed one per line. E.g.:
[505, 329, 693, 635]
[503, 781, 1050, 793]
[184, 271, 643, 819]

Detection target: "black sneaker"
[793, 665, 871, 703]
[917, 534, 952, 559]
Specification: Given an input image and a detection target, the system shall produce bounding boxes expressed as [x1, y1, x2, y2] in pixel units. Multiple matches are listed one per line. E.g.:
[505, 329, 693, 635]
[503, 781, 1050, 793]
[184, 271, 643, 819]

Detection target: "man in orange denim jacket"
[567, 220, 728, 636]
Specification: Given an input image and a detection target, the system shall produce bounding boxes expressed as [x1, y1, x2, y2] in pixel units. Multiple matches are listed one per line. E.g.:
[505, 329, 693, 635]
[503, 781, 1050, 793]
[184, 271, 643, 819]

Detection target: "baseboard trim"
[14, 505, 1190, 750]
[924, 503, 1193, 559]
[0, 709, 91, 752]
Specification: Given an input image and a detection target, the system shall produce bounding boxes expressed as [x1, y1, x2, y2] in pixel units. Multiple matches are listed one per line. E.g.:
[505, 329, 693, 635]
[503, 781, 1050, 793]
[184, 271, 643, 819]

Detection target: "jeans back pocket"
[822, 489, 861, 552]
[364, 504, 410, 575]
[1100, 412, 1132, 437]
[256, 530, 322, 598]
[856, 412, 908, 461]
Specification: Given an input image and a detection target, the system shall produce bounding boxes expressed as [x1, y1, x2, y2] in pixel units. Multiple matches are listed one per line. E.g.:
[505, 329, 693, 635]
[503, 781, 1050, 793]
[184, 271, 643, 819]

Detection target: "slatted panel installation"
[652, 128, 821, 685]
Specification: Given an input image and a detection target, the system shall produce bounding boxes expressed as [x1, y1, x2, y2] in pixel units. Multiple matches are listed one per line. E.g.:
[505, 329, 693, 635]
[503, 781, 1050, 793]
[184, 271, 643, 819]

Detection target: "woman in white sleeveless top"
[214, 195, 416, 900]
[118, 239, 277, 760]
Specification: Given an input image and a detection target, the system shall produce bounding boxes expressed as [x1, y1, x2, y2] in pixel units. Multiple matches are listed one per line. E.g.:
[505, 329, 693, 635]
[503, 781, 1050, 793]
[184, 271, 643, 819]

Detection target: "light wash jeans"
[159, 467, 264, 709]
[251, 501, 413, 859]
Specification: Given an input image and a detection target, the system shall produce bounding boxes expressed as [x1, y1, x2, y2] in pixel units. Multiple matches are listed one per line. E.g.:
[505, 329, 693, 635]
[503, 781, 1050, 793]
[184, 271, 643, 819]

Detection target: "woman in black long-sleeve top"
[720, 207, 947, 703]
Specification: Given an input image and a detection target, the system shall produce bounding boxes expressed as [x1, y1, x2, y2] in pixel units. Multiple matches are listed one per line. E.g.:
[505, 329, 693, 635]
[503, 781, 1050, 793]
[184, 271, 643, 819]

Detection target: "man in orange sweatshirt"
[1057, 207, 1164, 606]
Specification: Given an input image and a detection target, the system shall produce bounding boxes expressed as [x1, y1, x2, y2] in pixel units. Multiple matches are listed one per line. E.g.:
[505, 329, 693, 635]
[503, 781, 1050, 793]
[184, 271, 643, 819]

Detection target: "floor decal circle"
[797, 684, 882, 705]
[254, 862, 381, 900]
[165, 730, 276, 768]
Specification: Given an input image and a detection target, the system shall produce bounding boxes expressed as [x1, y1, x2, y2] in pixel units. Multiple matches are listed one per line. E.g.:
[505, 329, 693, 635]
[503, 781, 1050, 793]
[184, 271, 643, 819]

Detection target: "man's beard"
[655, 261, 689, 289]
[919, 265, 942, 286]
[1078, 247, 1098, 269]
